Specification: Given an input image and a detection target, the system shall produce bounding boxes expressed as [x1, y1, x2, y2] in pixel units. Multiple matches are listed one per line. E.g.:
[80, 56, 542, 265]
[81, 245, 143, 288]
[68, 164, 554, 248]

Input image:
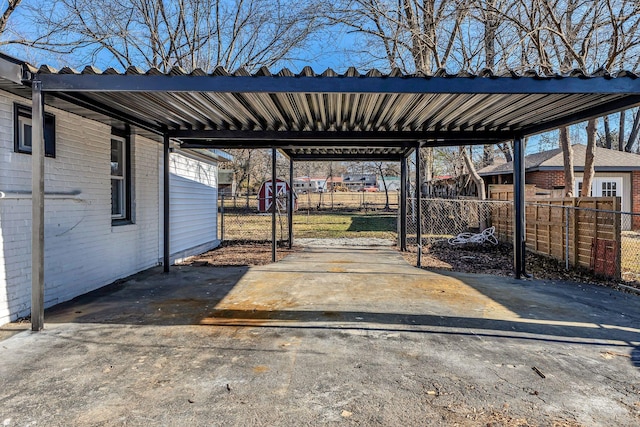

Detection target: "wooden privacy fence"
[490, 197, 622, 279]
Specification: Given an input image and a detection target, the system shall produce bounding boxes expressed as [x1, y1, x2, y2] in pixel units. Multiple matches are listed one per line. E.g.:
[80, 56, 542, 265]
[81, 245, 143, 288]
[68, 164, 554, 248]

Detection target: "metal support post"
[163, 133, 170, 273]
[31, 80, 45, 331]
[513, 135, 525, 278]
[220, 194, 225, 242]
[288, 158, 294, 249]
[400, 156, 407, 251]
[565, 206, 570, 270]
[271, 148, 277, 262]
[415, 146, 422, 267]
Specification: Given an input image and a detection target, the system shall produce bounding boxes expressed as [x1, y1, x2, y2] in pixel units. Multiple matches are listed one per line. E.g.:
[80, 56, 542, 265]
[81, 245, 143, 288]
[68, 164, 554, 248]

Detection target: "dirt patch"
[180, 241, 297, 266]
[0, 317, 30, 340]
[401, 240, 640, 291]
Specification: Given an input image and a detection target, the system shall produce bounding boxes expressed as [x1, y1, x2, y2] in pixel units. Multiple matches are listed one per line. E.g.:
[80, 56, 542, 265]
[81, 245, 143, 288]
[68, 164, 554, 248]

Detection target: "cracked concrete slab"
[1, 245, 639, 426]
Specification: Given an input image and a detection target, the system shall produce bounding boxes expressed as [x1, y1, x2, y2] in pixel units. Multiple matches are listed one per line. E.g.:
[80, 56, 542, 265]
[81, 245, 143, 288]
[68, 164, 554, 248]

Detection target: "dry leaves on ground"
[181, 241, 296, 267]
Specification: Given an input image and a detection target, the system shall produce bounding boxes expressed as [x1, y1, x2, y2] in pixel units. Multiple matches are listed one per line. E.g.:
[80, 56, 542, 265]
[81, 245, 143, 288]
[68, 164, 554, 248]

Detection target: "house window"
[111, 131, 132, 223]
[601, 181, 617, 197]
[14, 104, 56, 157]
[575, 177, 621, 198]
[576, 181, 588, 196]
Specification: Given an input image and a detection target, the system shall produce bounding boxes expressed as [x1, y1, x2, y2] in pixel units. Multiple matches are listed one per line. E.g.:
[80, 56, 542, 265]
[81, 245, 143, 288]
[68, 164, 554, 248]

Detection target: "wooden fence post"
[572, 198, 579, 267]
[614, 197, 622, 279]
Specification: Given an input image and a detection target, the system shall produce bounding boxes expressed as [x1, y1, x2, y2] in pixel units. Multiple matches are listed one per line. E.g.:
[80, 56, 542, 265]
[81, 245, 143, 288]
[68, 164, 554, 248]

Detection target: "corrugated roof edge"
[18, 61, 640, 80]
[2, 49, 639, 81]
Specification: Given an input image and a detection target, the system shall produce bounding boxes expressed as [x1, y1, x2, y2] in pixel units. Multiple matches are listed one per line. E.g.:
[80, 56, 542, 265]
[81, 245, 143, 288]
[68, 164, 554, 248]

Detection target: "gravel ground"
[295, 237, 395, 247]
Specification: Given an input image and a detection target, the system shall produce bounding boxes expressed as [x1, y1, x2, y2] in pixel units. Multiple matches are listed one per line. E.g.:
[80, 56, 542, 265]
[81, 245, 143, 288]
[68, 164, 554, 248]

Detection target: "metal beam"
[288, 158, 294, 249]
[271, 148, 277, 263]
[522, 95, 640, 136]
[0, 54, 25, 84]
[415, 146, 422, 268]
[37, 73, 640, 95]
[31, 80, 45, 332]
[163, 133, 170, 273]
[172, 129, 514, 143]
[513, 135, 525, 279]
[400, 156, 407, 251]
[51, 91, 164, 136]
[284, 154, 406, 162]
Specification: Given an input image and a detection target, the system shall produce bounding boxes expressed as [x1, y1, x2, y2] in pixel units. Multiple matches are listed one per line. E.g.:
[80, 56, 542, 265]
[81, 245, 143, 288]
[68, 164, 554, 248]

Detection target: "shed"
[257, 179, 296, 212]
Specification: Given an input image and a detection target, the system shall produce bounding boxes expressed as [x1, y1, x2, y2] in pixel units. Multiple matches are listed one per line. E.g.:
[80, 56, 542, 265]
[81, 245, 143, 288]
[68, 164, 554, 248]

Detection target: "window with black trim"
[111, 129, 132, 224]
[14, 104, 56, 157]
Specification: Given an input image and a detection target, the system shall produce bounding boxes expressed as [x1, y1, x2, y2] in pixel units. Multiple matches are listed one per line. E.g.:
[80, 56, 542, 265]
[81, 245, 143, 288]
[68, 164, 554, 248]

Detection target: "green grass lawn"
[219, 211, 397, 240]
[293, 212, 397, 239]
[621, 233, 640, 281]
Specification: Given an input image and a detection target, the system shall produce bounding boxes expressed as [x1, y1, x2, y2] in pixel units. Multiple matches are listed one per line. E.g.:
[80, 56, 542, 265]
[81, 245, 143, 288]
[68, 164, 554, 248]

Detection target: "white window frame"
[17, 114, 32, 151]
[575, 177, 622, 198]
[14, 103, 56, 157]
[111, 135, 130, 222]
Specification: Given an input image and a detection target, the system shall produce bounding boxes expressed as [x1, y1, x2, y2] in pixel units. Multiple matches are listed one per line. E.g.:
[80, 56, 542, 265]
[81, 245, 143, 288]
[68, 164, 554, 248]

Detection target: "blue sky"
[2, 3, 634, 159]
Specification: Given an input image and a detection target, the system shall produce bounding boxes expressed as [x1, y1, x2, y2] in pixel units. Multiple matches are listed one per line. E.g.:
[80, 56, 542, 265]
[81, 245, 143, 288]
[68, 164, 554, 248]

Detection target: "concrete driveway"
[1, 244, 639, 426]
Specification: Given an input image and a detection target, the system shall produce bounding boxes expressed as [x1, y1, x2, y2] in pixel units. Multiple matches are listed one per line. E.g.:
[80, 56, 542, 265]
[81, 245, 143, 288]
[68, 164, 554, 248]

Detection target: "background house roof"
[478, 144, 640, 175]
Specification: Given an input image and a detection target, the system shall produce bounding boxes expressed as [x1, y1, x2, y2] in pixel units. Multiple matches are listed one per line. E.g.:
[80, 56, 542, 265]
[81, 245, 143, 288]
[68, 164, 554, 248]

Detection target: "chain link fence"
[218, 190, 400, 243]
[405, 198, 510, 244]
[406, 197, 640, 284]
[295, 191, 399, 211]
[218, 194, 290, 243]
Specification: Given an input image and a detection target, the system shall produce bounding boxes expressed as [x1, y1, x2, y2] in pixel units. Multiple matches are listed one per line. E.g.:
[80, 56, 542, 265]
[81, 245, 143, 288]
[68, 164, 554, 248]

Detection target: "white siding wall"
[574, 172, 632, 212]
[165, 150, 219, 261]
[0, 91, 163, 324]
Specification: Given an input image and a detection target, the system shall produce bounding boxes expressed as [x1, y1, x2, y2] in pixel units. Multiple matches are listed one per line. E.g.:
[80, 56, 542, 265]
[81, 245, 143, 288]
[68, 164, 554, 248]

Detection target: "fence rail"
[492, 197, 627, 279]
[221, 191, 399, 212]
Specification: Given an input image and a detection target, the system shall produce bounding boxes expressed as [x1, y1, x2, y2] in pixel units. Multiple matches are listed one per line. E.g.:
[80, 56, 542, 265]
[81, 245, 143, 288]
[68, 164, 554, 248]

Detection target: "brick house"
[478, 144, 640, 229]
[0, 80, 231, 325]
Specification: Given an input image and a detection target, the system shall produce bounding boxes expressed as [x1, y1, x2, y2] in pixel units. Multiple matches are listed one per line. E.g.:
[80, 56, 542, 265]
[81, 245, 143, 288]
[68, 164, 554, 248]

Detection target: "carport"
[2, 57, 640, 331]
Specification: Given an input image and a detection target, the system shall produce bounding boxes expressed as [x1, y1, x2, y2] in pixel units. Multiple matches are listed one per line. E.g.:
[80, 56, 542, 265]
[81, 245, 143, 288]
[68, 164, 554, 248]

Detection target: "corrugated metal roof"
[3, 54, 640, 161]
[478, 144, 640, 175]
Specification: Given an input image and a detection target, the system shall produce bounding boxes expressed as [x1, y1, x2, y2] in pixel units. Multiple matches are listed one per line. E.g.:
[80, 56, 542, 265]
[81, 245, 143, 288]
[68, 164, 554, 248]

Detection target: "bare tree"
[371, 161, 400, 210]
[328, 0, 469, 72]
[20, 0, 326, 71]
[560, 127, 574, 196]
[603, 115, 613, 149]
[0, 0, 24, 46]
[581, 118, 597, 197]
[459, 146, 486, 199]
[0, 0, 21, 35]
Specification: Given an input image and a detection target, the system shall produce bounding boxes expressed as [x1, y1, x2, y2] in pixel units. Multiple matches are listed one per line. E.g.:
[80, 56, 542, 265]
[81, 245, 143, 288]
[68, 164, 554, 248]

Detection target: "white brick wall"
[0, 91, 190, 324]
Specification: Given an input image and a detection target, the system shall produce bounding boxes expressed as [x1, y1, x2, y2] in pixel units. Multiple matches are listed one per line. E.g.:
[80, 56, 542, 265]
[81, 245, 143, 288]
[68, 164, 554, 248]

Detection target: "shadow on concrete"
[45, 265, 248, 327]
[347, 215, 396, 232]
[199, 308, 640, 346]
[42, 259, 640, 369]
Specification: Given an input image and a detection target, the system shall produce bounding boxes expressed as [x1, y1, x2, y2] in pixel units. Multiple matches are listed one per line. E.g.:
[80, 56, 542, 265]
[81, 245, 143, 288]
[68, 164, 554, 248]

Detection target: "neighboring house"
[423, 175, 460, 198]
[325, 176, 343, 191]
[0, 87, 230, 325]
[378, 176, 400, 192]
[292, 176, 327, 193]
[342, 174, 376, 191]
[218, 168, 237, 196]
[477, 144, 640, 229]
